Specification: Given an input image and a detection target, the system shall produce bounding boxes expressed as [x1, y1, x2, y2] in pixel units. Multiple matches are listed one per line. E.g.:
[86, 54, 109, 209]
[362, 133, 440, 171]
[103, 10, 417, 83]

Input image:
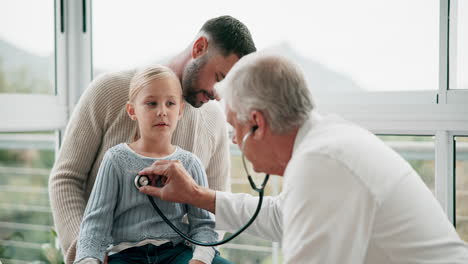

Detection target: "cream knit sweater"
[48, 69, 231, 264]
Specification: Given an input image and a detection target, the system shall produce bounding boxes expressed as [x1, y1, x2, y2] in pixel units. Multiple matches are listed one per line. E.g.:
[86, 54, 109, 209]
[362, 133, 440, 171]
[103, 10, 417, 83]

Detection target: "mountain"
[265, 42, 362, 96]
[0, 39, 54, 93]
[0, 39, 362, 95]
[0, 39, 52, 77]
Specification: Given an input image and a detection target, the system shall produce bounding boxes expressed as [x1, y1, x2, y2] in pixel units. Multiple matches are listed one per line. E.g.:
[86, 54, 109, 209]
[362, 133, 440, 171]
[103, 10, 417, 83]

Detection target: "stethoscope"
[134, 126, 270, 246]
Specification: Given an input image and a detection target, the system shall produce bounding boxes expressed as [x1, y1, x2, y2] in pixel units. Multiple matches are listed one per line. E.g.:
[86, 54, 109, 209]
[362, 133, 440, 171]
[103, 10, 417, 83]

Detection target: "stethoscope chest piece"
[134, 175, 150, 189]
[137, 127, 269, 247]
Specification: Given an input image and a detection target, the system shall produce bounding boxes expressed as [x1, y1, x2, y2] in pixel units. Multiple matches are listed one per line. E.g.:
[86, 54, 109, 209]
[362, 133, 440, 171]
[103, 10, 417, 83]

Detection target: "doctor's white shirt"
[216, 112, 468, 263]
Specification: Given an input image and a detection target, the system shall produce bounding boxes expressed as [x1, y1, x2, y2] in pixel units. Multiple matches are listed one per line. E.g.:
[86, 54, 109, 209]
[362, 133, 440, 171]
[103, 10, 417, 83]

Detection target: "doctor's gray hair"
[219, 52, 314, 134]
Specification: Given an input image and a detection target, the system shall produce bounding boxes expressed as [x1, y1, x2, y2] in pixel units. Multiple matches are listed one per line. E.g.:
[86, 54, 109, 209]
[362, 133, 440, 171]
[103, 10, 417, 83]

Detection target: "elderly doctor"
[139, 52, 468, 263]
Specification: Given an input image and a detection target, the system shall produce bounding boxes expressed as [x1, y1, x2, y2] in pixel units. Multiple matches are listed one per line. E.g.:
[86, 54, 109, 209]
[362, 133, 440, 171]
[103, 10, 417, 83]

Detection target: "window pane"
[93, 0, 439, 100]
[0, 132, 58, 263]
[455, 136, 468, 242]
[219, 232, 274, 263]
[379, 135, 435, 192]
[227, 143, 282, 262]
[453, 1, 468, 89]
[230, 144, 282, 196]
[0, 1, 55, 94]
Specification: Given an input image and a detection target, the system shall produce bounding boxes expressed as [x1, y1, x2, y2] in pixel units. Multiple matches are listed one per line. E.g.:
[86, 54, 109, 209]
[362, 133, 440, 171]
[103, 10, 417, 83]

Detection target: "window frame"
[1, 0, 467, 262]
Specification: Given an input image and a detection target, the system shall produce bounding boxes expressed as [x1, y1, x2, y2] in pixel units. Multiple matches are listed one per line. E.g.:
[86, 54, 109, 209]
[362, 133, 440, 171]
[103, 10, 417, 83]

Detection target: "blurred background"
[0, 0, 467, 263]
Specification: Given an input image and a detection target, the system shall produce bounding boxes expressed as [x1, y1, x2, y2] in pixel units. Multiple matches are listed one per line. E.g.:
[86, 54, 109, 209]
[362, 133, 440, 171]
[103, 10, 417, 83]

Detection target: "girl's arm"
[75, 151, 120, 264]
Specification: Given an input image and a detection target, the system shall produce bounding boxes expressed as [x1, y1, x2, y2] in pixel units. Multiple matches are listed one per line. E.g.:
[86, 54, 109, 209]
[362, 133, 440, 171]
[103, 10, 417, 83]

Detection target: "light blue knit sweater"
[75, 143, 217, 263]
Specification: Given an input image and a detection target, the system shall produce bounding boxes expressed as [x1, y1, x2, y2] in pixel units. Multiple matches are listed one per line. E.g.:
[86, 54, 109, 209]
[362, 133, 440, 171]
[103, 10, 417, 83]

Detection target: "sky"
[0, 0, 466, 91]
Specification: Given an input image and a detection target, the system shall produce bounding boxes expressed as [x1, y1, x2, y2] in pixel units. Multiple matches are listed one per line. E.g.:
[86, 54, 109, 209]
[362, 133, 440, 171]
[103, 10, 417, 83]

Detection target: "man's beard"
[182, 56, 208, 108]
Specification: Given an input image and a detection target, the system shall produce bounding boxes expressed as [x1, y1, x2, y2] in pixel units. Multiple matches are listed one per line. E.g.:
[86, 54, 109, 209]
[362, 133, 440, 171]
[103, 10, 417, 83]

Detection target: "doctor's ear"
[249, 111, 266, 139]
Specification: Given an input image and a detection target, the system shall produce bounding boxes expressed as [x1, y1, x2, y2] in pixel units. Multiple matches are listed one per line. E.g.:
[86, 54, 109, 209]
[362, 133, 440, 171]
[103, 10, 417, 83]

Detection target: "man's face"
[182, 53, 239, 108]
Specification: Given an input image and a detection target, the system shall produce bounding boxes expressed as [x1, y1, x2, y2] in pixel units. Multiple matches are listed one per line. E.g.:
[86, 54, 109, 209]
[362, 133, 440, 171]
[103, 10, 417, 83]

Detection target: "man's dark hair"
[200, 15, 256, 58]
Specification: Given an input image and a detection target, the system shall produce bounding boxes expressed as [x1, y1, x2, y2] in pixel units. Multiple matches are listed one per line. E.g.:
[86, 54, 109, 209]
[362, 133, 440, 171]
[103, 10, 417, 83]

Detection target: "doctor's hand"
[138, 160, 197, 203]
[138, 160, 216, 213]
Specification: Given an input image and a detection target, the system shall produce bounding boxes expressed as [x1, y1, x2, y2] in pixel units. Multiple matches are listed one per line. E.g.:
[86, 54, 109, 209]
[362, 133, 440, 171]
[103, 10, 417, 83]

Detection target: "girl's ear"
[126, 102, 137, 121]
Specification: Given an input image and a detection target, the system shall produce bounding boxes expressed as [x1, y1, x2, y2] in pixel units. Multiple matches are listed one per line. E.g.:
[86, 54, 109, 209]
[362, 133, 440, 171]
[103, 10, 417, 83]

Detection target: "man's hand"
[138, 160, 216, 213]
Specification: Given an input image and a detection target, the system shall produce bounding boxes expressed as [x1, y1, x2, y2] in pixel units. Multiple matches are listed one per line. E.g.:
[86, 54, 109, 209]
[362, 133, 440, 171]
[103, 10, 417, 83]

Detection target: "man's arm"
[202, 102, 231, 192]
[48, 74, 115, 264]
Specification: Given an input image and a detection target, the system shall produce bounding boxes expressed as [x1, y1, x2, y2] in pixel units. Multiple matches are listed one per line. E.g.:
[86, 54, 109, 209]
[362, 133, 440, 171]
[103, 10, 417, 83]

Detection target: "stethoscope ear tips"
[134, 175, 151, 189]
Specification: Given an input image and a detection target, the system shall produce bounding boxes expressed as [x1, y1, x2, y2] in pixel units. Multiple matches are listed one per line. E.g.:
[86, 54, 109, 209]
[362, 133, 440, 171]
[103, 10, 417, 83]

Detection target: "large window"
[453, 0, 468, 90]
[379, 135, 435, 192]
[220, 143, 283, 262]
[455, 136, 468, 242]
[0, 0, 467, 263]
[93, 0, 439, 104]
[0, 132, 56, 262]
[0, 1, 64, 263]
[0, 1, 55, 94]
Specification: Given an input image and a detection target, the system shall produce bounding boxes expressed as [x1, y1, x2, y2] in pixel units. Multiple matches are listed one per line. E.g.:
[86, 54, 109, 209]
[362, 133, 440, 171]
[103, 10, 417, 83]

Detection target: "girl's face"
[127, 77, 184, 140]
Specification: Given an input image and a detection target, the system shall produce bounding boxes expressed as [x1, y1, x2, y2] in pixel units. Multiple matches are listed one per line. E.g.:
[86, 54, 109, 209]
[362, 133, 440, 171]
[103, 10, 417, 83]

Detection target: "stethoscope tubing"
[146, 185, 266, 246]
[145, 127, 269, 246]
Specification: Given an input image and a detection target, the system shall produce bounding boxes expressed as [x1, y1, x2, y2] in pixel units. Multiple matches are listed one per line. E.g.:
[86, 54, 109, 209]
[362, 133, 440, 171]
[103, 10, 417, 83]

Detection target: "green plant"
[40, 229, 64, 264]
[0, 231, 25, 258]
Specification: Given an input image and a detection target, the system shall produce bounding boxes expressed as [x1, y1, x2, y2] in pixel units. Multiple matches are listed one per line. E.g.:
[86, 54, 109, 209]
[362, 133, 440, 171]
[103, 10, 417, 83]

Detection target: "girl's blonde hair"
[128, 65, 180, 102]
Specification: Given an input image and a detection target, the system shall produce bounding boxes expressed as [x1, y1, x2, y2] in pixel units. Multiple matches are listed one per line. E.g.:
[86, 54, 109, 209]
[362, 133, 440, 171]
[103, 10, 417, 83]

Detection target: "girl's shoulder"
[172, 146, 203, 169]
[104, 143, 140, 166]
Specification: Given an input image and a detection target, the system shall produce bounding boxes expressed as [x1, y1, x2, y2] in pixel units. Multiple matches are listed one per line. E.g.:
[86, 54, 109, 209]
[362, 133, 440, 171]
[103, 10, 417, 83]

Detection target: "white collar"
[292, 111, 322, 155]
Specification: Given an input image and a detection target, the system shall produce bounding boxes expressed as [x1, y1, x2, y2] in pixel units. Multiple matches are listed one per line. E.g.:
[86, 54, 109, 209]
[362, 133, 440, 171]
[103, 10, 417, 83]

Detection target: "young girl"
[75, 66, 230, 264]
